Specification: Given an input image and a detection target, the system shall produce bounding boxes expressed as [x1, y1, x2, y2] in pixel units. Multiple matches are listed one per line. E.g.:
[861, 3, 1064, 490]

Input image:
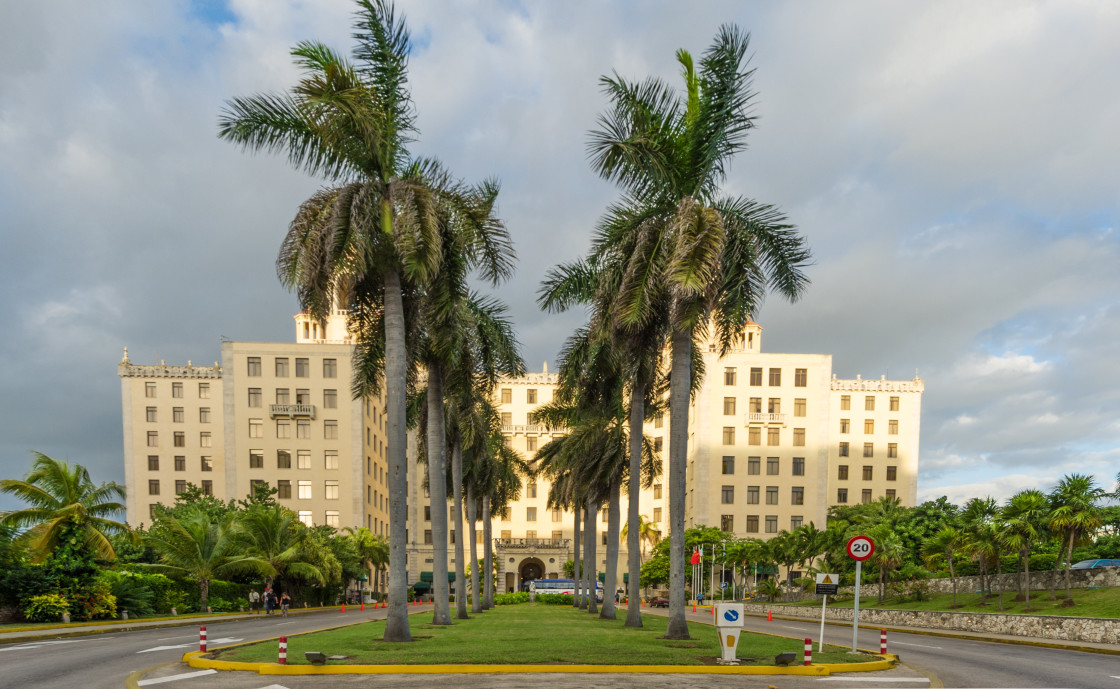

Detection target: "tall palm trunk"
[200, 578, 210, 613]
[572, 506, 582, 609]
[585, 496, 598, 614]
[467, 485, 481, 613]
[383, 265, 412, 642]
[482, 495, 494, 609]
[948, 554, 957, 608]
[600, 465, 623, 620]
[1022, 549, 1032, 611]
[665, 326, 691, 639]
[452, 438, 468, 619]
[625, 383, 644, 627]
[426, 363, 452, 625]
[1064, 532, 1075, 602]
[996, 557, 1004, 611]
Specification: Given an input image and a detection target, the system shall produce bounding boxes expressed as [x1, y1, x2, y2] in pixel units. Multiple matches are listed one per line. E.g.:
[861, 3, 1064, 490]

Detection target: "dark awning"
[419, 571, 456, 582]
[597, 573, 630, 583]
[412, 581, 431, 591]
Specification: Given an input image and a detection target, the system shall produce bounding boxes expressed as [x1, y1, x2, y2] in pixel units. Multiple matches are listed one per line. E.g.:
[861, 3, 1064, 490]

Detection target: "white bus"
[529, 578, 603, 601]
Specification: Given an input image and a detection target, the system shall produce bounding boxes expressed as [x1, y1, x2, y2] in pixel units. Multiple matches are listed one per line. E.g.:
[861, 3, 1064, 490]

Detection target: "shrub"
[103, 571, 155, 617]
[493, 591, 530, 605]
[23, 594, 70, 622]
[69, 580, 117, 620]
[535, 593, 574, 605]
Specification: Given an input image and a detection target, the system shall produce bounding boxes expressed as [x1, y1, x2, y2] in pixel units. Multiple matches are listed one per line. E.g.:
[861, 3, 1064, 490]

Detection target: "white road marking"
[274, 622, 297, 626]
[256, 685, 292, 689]
[137, 637, 244, 653]
[136, 669, 218, 686]
[817, 678, 930, 682]
[0, 640, 82, 652]
[781, 625, 807, 630]
[892, 641, 942, 649]
[156, 634, 196, 641]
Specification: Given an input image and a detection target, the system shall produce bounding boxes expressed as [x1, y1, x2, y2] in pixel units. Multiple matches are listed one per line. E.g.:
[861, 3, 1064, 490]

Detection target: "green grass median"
[214, 604, 877, 666]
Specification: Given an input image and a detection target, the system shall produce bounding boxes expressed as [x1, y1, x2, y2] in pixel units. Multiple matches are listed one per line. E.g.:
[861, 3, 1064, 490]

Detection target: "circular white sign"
[846, 535, 875, 561]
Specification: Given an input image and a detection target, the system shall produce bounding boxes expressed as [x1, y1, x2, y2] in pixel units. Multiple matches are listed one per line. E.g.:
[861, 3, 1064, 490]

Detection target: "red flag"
[690, 549, 701, 565]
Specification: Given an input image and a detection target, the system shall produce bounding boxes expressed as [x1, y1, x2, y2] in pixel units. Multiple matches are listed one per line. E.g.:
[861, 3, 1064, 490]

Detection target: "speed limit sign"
[846, 535, 875, 561]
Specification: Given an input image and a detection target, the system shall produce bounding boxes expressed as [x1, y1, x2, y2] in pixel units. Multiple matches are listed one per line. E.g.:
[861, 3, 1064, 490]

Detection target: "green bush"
[535, 593, 574, 605]
[23, 593, 69, 622]
[69, 580, 117, 620]
[493, 591, 530, 605]
[103, 571, 155, 617]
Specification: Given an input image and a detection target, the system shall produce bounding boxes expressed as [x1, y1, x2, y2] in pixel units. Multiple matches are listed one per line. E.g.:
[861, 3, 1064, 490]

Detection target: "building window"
[838, 465, 849, 480]
[276, 388, 290, 405]
[721, 515, 734, 532]
[527, 388, 537, 404]
[793, 428, 805, 446]
[325, 451, 339, 470]
[885, 489, 896, 500]
[837, 488, 848, 503]
[200, 432, 212, 448]
[198, 382, 210, 399]
[324, 420, 338, 439]
[839, 442, 849, 457]
[424, 506, 431, 521]
[768, 368, 781, 386]
[794, 368, 807, 387]
[749, 397, 761, 413]
[722, 456, 735, 474]
[747, 486, 759, 504]
[552, 509, 562, 522]
[862, 489, 872, 504]
[748, 427, 761, 445]
[245, 387, 260, 408]
[840, 394, 850, 411]
[767, 428, 780, 446]
[653, 507, 662, 522]
[888, 443, 898, 458]
[201, 456, 212, 472]
[295, 358, 309, 378]
[653, 413, 664, 428]
[865, 396, 875, 411]
[172, 383, 183, 398]
[765, 516, 778, 533]
[275, 358, 289, 377]
[324, 480, 339, 500]
[174, 455, 185, 471]
[768, 398, 781, 414]
[722, 427, 735, 445]
[148, 479, 160, 495]
[323, 389, 337, 409]
[653, 484, 662, 499]
[724, 367, 737, 385]
[721, 485, 734, 504]
[276, 420, 290, 439]
[325, 510, 340, 527]
[527, 482, 537, 499]
[201, 480, 213, 496]
[723, 397, 736, 415]
[766, 457, 779, 475]
[146, 407, 158, 422]
[748, 457, 760, 475]
[501, 388, 512, 404]
[298, 510, 313, 527]
[792, 457, 805, 476]
[200, 407, 211, 423]
[277, 450, 291, 469]
[527, 507, 537, 522]
[791, 515, 803, 529]
[526, 436, 537, 452]
[147, 431, 159, 447]
[278, 480, 291, 499]
[791, 487, 804, 505]
[247, 357, 261, 377]
[173, 432, 185, 447]
[298, 480, 312, 499]
[746, 515, 759, 533]
[249, 450, 263, 468]
[297, 450, 311, 470]
[750, 367, 762, 386]
[890, 396, 900, 412]
[147, 455, 160, 471]
[500, 412, 512, 427]
[863, 443, 874, 458]
[864, 419, 874, 434]
[145, 382, 157, 398]
[887, 465, 897, 481]
[323, 358, 337, 378]
[863, 465, 873, 480]
[840, 418, 850, 434]
[171, 407, 183, 423]
[247, 419, 263, 438]
[794, 398, 806, 417]
[175, 479, 186, 494]
[766, 486, 778, 505]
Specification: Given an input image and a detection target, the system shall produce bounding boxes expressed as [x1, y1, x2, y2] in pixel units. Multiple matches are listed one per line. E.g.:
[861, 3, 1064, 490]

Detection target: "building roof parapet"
[831, 374, 923, 393]
[499, 372, 558, 385]
[118, 362, 222, 379]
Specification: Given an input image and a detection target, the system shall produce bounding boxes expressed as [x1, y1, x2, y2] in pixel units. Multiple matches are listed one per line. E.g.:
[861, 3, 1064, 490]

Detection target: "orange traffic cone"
[767, 608, 773, 621]
[641, 600, 645, 607]
[692, 604, 696, 613]
[360, 602, 365, 611]
[341, 603, 346, 613]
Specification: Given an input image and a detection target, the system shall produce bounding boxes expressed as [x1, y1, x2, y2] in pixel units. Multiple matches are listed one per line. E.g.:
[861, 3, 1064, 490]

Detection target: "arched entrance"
[518, 557, 546, 591]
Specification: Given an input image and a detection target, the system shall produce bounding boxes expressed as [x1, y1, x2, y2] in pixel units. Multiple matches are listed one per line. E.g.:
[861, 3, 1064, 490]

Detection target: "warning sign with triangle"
[815, 573, 839, 594]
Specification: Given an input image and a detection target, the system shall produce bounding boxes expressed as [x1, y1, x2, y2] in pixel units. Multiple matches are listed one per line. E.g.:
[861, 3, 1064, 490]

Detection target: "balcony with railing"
[494, 537, 572, 549]
[745, 412, 786, 425]
[270, 404, 317, 419]
[500, 424, 566, 435]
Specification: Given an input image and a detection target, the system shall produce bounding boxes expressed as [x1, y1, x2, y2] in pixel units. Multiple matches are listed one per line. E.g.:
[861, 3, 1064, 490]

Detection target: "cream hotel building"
[121, 313, 922, 592]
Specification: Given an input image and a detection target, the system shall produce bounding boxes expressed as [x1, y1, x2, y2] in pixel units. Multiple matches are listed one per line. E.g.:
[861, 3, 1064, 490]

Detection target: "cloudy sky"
[2, 0, 1118, 513]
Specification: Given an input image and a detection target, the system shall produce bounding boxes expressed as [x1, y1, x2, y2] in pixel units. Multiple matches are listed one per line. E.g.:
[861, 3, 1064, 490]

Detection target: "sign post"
[846, 535, 875, 652]
[814, 573, 839, 652]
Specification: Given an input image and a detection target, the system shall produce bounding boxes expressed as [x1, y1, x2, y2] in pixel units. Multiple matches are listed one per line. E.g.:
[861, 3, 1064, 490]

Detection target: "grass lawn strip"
[214, 604, 877, 666]
[776, 585, 1120, 618]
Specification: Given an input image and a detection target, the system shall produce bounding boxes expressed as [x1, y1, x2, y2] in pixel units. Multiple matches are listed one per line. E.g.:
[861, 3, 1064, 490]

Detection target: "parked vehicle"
[647, 596, 670, 608]
[1070, 559, 1120, 570]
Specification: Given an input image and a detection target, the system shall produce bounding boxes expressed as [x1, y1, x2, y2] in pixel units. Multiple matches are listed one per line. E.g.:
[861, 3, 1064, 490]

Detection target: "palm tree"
[870, 530, 905, 605]
[1001, 489, 1049, 611]
[585, 28, 812, 638]
[621, 515, 662, 567]
[1047, 474, 1105, 605]
[237, 505, 326, 592]
[922, 526, 964, 608]
[218, 0, 446, 642]
[145, 509, 273, 611]
[344, 526, 389, 599]
[0, 452, 129, 566]
[960, 496, 999, 602]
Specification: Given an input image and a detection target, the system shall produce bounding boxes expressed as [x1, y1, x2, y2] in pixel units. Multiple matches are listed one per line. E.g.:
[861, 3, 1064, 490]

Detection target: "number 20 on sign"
[846, 535, 874, 561]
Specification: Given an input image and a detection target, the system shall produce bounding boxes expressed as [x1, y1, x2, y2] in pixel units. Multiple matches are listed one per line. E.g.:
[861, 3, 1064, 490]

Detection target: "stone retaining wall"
[835, 566, 1118, 597]
[743, 602, 1118, 644]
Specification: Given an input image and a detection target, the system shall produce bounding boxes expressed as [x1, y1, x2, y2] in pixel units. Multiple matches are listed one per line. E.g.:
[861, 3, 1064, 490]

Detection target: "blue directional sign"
[723, 609, 740, 623]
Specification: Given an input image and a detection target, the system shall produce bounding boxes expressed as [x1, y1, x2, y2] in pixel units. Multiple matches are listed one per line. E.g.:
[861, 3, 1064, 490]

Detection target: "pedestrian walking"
[248, 588, 260, 614]
[263, 588, 274, 615]
[280, 592, 291, 617]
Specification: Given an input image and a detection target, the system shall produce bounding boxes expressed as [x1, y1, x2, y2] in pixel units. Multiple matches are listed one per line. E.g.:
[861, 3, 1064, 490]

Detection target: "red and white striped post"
[199, 625, 207, 652]
[804, 637, 813, 666]
[278, 636, 287, 665]
[879, 629, 887, 655]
